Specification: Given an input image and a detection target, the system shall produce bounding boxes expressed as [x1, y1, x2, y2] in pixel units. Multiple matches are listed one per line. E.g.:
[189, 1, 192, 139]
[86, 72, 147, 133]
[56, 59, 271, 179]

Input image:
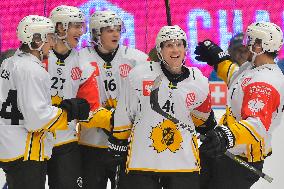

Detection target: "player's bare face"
[42, 33, 56, 57]
[66, 22, 85, 48]
[100, 26, 121, 52]
[161, 39, 186, 73]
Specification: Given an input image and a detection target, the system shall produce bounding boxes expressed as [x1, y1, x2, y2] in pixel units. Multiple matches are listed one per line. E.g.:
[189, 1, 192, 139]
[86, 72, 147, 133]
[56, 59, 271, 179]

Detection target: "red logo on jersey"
[71, 67, 82, 80]
[90, 62, 100, 76]
[241, 77, 252, 89]
[143, 80, 154, 96]
[186, 92, 196, 107]
[119, 64, 132, 78]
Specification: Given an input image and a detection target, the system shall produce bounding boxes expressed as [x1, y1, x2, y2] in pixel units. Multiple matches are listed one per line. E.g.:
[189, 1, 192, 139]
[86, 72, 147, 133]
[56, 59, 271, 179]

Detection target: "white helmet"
[17, 15, 55, 44]
[89, 11, 123, 39]
[246, 22, 283, 53]
[156, 25, 188, 53]
[49, 5, 85, 31]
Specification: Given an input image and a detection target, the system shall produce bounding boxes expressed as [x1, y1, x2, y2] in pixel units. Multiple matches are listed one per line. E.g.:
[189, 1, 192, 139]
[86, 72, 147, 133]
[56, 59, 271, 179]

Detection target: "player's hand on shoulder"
[59, 98, 90, 122]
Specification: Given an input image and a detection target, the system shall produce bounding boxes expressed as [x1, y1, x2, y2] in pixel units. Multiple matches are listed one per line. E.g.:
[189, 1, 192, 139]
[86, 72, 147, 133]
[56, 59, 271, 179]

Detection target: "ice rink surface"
[1, 109, 283, 188]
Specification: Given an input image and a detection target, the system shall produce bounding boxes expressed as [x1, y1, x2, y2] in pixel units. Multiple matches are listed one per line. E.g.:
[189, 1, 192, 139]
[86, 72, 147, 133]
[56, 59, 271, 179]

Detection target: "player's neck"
[254, 54, 275, 67]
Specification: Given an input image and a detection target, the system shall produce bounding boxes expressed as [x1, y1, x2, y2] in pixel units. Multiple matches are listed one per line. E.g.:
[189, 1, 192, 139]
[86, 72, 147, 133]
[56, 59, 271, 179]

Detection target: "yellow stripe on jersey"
[190, 113, 206, 127]
[24, 132, 45, 161]
[221, 106, 261, 145]
[42, 109, 68, 132]
[113, 124, 132, 139]
[80, 108, 112, 131]
[216, 60, 237, 84]
[113, 125, 132, 132]
[54, 139, 78, 147]
[191, 136, 200, 170]
[0, 155, 24, 162]
[245, 140, 265, 162]
[113, 129, 132, 140]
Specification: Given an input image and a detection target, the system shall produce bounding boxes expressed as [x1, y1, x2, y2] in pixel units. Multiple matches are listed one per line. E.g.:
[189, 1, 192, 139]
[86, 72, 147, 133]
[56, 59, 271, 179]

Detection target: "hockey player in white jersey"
[195, 22, 284, 188]
[78, 10, 149, 188]
[47, 5, 97, 189]
[110, 25, 216, 189]
[0, 15, 89, 189]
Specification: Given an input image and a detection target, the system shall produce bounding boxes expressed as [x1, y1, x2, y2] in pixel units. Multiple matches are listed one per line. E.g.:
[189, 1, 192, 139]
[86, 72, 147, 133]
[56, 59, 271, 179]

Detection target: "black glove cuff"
[216, 126, 235, 149]
[108, 136, 129, 153]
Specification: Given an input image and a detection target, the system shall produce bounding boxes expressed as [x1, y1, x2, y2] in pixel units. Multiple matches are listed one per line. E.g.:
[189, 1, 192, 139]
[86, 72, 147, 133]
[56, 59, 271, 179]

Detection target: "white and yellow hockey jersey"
[48, 50, 82, 146]
[113, 61, 211, 173]
[0, 51, 68, 162]
[78, 45, 148, 148]
[217, 60, 284, 162]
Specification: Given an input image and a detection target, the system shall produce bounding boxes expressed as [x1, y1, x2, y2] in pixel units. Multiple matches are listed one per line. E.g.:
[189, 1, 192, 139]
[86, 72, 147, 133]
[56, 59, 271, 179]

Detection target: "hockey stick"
[114, 164, 121, 189]
[149, 75, 273, 183]
[164, 0, 172, 26]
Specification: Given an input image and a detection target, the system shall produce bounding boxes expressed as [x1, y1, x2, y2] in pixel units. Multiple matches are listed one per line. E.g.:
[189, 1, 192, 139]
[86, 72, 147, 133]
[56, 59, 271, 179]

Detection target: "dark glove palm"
[59, 98, 90, 122]
[194, 40, 231, 67]
[199, 126, 235, 158]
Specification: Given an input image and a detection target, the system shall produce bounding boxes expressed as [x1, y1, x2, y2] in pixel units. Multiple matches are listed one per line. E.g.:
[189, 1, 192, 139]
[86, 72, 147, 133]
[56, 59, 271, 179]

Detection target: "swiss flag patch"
[143, 81, 154, 96]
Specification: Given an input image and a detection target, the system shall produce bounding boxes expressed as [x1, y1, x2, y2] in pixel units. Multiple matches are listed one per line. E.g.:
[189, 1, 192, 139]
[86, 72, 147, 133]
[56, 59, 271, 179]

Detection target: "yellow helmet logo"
[150, 119, 183, 153]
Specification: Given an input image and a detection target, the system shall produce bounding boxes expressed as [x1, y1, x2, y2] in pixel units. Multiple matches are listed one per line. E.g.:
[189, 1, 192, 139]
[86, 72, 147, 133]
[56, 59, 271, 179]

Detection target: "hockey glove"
[195, 110, 217, 135]
[59, 98, 90, 122]
[108, 135, 129, 163]
[199, 125, 235, 158]
[194, 40, 231, 68]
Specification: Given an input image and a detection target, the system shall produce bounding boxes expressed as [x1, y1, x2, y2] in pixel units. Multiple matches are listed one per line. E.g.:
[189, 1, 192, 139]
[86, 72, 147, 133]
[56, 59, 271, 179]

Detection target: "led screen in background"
[1, 0, 283, 77]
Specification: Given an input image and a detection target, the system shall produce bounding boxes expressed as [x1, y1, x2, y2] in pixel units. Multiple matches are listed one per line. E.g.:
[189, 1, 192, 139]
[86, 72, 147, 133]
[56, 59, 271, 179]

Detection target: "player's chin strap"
[56, 33, 72, 50]
[149, 75, 273, 183]
[28, 42, 46, 61]
[249, 45, 264, 66]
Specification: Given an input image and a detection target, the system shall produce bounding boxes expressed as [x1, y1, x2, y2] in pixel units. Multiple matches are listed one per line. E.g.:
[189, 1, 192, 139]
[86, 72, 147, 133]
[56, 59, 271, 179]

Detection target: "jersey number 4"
[0, 90, 24, 125]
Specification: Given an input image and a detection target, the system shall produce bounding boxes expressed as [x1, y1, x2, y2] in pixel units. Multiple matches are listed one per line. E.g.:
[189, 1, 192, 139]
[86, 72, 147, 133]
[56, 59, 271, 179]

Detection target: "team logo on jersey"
[247, 99, 265, 114]
[119, 64, 132, 78]
[106, 70, 113, 77]
[185, 92, 196, 107]
[241, 77, 252, 89]
[1, 69, 10, 80]
[143, 80, 154, 96]
[150, 119, 183, 153]
[90, 62, 100, 76]
[57, 68, 63, 75]
[76, 177, 83, 188]
[71, 67, 82, 80]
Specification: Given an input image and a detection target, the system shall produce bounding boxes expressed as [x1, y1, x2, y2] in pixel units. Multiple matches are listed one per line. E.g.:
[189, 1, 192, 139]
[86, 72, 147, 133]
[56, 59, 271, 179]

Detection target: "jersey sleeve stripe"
[42, 109, 68, 132]
[238, 121, 261, 142]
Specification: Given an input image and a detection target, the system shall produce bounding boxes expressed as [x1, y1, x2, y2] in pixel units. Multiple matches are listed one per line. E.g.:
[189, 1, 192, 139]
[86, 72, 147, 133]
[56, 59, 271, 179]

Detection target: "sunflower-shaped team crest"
[150, 119, 183, 153]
